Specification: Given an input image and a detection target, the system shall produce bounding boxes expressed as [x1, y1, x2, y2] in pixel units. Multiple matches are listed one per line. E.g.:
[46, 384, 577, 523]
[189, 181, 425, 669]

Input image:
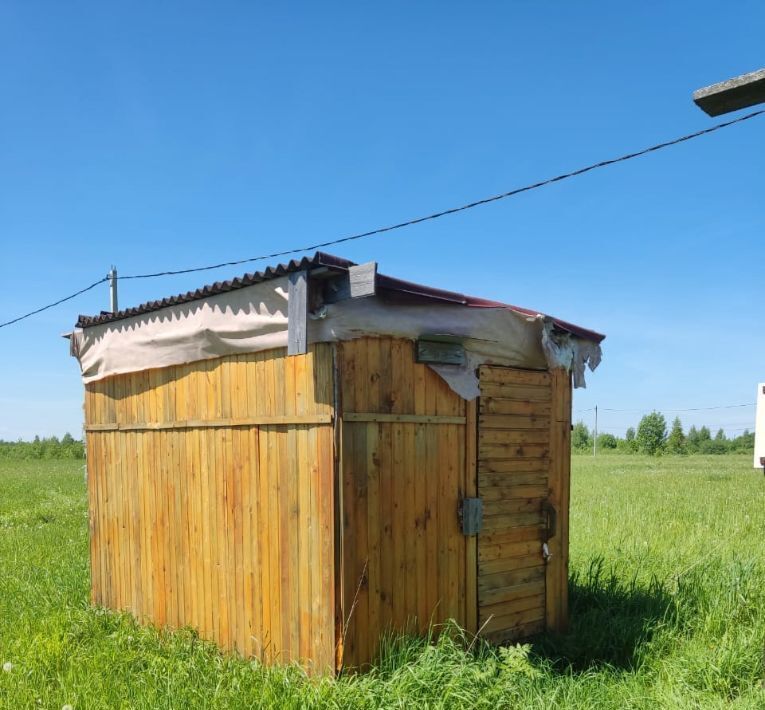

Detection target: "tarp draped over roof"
[70, 252, 604, 397]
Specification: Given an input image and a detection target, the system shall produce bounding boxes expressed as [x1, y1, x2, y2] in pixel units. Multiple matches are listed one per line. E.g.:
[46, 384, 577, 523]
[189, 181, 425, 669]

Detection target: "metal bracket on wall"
[459, 497, 483, 536]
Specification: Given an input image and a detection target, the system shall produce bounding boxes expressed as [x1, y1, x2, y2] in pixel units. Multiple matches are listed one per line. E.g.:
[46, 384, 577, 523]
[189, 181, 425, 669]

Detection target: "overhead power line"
[1, 108, 763, 329]
[119, 108, 765, 281]
[576, 403, 755, 414]
[0, 278, 108, 330]
[602, 403, 755, 413]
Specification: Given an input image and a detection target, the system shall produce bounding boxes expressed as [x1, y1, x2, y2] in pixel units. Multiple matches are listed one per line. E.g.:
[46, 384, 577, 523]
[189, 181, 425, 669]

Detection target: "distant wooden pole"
[109, 266, 118, 314]
[693, 68, 765, 116]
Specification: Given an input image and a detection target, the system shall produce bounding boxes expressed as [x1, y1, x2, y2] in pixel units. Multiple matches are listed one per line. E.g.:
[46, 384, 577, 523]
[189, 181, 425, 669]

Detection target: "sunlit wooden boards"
[476, 365, 570, 643]
[336, 338, 468, 670]
[84, 344, 336, 674]
[83, 336, 573, 675]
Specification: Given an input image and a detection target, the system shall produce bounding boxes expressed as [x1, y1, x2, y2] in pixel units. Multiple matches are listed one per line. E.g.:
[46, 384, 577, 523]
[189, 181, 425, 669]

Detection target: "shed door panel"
[338, 338, 468, 670]
[477, 365, 552, 642]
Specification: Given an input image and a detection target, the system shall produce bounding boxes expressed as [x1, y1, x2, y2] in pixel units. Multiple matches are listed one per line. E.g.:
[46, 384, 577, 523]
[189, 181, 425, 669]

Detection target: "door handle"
[542, 501, 557, 540]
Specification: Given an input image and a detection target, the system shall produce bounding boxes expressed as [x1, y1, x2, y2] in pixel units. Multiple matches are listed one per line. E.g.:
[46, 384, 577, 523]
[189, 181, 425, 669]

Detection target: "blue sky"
[0, 2, 763, 440]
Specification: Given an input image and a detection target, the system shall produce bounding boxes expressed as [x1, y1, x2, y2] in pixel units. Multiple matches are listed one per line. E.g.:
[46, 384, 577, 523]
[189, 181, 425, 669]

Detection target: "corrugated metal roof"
[76, 251, 605, 343]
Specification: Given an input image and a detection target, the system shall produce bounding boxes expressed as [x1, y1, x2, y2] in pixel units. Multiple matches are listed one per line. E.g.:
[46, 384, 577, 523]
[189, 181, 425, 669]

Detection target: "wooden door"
[336, 338, 469, 669]
[476, 365, 569, 643]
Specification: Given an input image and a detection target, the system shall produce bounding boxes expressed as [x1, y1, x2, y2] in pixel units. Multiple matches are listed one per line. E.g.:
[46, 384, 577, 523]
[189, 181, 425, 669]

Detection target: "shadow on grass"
[531, 556, 674, 672]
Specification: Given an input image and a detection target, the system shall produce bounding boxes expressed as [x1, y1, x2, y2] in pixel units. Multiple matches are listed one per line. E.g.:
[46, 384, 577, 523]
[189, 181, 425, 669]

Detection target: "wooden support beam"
[348, 261, 377, 298]
[322, 262, 377, 304]
[342, 413, 465, 425]
[288, 270, 308, 356]
[693, 68, 765, 116]
[85, 414, 333, 432]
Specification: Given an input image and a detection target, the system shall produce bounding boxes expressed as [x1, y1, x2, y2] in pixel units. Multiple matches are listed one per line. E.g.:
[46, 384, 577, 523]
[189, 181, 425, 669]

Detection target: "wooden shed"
[69, 252, 604, 673]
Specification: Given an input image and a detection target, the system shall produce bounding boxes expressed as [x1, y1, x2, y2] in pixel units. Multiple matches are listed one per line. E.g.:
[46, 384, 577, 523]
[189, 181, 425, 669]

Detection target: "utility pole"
[593, 405, 598, 457]
[693, 68, 765, 116]
[109, 266, 118, 314]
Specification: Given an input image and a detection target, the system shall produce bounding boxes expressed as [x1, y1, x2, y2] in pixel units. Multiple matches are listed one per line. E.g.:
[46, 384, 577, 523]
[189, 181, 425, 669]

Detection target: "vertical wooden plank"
[317, 411, 335, 674]
[86, 430, 101, 605]
[414, 418, 429, 632]
[257, 426, 276, 661]
[197, 368, 214, 641]
[351, 421, 369, 666]
[545, 368, 571, 633]
[464, 398, 478, 634]
[339, 411, 356, 667]
[365, 422, 381, 662]
[246, 425, 261, 657]
[146, 373, 163, 625]
[424, 421, 440, 631]
[287, 270, 308, 356]
[377, 421, 394, 637]
[389, 421, 405, 632]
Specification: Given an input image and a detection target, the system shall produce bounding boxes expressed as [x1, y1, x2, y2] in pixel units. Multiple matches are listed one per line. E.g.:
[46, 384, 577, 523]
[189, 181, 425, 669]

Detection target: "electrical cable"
[0, 277, 108, 330]
[1, 108, 763, 327]
[118, 109, 765, 281]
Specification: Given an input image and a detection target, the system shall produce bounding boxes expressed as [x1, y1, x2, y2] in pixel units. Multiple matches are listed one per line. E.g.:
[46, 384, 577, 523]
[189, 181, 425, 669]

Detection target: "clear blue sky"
[1, 2, 763, 440]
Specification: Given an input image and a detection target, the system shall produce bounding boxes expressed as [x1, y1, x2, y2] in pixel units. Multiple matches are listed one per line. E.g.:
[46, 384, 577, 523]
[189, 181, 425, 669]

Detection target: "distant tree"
[625, 427, 635, 442]
[572, 422, 591, 452]
[666, 417, 686, 454]
[699, 426, 711, 442]
[714, 428, 726, 441]
[700, 437, 728, 454]
[686, 425, 700, 453]
[731, 430, 755, 453]
[636, 411, 667, 455]
[597, 433, 618, 450]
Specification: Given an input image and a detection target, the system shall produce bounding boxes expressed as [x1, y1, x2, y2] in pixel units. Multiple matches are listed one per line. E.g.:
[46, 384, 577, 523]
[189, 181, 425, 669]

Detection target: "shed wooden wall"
[336, 337, 471, 669]
[84, 344, 336, 672]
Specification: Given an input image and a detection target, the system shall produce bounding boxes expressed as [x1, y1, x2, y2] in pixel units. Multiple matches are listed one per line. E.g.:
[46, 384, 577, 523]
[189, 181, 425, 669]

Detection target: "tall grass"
[0, 456, 763, 708]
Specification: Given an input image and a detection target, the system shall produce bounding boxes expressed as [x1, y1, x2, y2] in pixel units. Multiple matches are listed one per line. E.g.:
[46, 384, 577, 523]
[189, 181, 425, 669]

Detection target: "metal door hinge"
[459, 497, 483, 536]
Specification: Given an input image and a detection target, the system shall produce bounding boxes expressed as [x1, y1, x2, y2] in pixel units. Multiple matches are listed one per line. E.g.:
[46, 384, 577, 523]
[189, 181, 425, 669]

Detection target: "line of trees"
[572, 411, 755, 456]
[0, 434, 85, 460]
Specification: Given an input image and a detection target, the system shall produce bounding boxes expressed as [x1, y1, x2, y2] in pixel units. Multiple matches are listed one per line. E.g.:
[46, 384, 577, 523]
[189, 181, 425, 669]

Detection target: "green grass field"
[1, 455, 763, 709]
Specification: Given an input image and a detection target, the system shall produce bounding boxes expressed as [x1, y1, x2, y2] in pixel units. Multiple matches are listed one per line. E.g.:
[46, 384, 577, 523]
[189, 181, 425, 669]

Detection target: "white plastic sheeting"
[70, 276, 602, 397]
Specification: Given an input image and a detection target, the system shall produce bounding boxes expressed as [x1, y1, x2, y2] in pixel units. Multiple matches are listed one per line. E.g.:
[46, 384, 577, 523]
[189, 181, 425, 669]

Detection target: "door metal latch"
[459, 497, 483, 536]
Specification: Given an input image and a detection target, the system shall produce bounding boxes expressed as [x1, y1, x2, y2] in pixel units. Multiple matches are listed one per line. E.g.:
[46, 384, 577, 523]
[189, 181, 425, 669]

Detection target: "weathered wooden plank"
[366, 422, 381, 663]
[481, 607, 545, 636]
[478, 593, 546, 623]
[85, 413, 332, 432]
[464, 398, 478, 634]
[479, 429, 551, 445]
[478, 580, 546, 608]
[478, 564, 545, 594]
[479, 525, 545, 547]
[478, 414, 550, 430]
[483, 618, 545, 644]
[478, 540, 541, 562]
[478, 471, 548, 487]
[479, 368, 550, 387]
[481, 511, 545, 533]
[483, 498, 544, 517]
[481, 484, 550, 502]
[479, 443, 551, 460]
[479, 555, 544, 576]
[480, 397, 552, 416]
[546, 368, 571, 634]
[478, 458, 549, 475]
[478, 384, 552, 401]
[342, 413, 465, 425]
[348, 261, 377, 298]
[287, 270, 308, 356]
